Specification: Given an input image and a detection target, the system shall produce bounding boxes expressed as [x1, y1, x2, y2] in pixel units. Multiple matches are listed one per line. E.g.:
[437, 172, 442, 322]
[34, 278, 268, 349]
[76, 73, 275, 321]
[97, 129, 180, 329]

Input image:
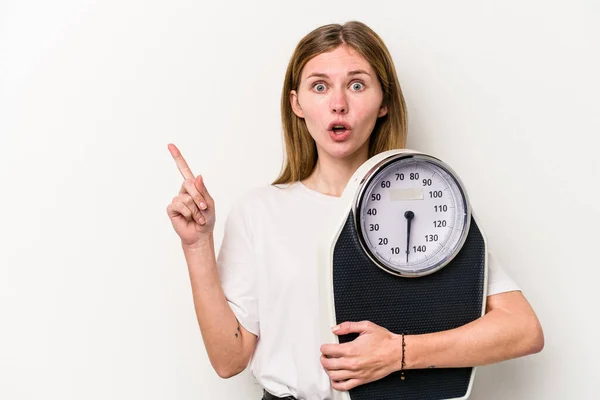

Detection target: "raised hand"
[166, 143, 216, 247]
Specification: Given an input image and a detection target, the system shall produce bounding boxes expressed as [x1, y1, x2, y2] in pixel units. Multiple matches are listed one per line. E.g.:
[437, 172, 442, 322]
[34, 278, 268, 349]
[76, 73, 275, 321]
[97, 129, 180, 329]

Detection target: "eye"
[350, 81, 365, 91]
[313, 82, 327, 92]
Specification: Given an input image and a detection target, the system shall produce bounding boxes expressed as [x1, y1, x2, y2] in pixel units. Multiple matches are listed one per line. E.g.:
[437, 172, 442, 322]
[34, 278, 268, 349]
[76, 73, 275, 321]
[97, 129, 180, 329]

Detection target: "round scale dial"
[354, 154, 471, 277]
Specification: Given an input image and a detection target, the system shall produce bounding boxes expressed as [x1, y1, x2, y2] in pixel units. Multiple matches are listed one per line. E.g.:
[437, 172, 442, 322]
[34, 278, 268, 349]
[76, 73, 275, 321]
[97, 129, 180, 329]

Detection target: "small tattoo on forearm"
[428, 365, 436, 369]
[234, 326, 240, 338]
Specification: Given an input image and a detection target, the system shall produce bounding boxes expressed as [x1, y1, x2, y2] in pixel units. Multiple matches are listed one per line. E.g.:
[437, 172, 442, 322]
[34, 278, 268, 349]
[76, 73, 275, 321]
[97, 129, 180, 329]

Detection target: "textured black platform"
[333, 212, 485, 400]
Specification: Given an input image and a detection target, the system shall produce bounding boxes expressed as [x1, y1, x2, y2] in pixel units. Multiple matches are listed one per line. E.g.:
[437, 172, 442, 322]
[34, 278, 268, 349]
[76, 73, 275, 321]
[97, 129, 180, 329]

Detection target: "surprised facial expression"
[290, 44, 388, 161]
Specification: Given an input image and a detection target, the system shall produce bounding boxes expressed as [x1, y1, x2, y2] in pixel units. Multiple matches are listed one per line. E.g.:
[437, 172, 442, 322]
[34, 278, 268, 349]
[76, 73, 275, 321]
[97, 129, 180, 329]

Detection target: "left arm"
[402, 290, 544, 369]
[320, 290, 544, 391]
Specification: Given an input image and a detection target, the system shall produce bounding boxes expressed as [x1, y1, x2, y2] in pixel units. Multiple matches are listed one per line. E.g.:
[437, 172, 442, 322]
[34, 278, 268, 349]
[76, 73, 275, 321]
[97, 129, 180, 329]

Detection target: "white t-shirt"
[216, 181, 520, 400]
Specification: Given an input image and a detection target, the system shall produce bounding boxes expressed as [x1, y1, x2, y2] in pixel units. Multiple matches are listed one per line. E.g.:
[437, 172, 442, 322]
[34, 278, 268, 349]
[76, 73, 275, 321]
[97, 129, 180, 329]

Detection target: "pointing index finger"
[168, 143, 195, 180]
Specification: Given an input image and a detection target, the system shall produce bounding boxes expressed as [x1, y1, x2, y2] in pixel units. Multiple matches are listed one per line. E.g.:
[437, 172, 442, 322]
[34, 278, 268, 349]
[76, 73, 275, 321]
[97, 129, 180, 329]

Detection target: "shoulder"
[228, 182, 300, 217]
[234, 182, 299, 207]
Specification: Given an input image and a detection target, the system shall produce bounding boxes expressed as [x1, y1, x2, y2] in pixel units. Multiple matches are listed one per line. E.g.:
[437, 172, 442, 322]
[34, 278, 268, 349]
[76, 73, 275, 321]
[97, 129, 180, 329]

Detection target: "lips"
[327, 121, 352, 142]
[327, 121, 351, 132]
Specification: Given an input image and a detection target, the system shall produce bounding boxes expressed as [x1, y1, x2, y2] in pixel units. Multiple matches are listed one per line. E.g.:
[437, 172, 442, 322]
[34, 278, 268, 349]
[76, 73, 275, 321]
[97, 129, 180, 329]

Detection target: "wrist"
[182, 234, 214, 252]
[391, 333, 406, 373]
[393, 333, 422, 371]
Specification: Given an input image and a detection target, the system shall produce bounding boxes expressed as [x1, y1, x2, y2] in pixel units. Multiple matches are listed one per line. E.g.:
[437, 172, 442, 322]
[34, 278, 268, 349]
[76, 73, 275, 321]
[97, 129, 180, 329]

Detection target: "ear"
[378, 104, 388, 118]
[290, 90, 304, 118]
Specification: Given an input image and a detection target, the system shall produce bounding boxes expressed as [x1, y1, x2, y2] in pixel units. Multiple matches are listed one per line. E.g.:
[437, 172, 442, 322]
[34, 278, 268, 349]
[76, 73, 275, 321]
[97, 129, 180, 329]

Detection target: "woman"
[167, 21, 544, 400]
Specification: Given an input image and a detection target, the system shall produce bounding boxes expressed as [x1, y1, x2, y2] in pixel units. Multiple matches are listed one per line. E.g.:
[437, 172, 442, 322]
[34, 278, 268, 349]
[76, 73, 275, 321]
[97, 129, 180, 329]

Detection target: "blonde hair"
[272, 21, 408, 185]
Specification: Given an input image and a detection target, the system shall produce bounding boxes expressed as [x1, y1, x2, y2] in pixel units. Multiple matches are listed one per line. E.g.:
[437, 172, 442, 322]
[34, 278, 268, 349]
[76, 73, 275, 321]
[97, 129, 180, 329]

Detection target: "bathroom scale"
[318, 149, 488, 400]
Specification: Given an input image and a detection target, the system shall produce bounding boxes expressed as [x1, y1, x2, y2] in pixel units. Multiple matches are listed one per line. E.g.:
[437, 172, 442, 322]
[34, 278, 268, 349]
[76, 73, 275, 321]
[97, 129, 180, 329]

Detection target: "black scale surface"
[333, 213, 485, 400]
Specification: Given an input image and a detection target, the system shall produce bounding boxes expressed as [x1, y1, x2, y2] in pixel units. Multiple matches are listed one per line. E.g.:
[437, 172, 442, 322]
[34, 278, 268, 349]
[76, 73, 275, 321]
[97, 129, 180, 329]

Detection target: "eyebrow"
[305, 69, 371, 80]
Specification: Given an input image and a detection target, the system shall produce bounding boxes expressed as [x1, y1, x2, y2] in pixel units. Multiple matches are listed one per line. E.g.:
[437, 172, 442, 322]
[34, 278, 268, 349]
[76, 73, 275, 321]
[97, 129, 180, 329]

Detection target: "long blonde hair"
[272, 21, 408, 185]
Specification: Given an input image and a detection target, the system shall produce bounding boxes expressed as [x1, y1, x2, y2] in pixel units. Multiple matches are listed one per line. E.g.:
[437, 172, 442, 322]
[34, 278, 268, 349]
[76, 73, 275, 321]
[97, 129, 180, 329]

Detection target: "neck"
[301, 146, 369, 197]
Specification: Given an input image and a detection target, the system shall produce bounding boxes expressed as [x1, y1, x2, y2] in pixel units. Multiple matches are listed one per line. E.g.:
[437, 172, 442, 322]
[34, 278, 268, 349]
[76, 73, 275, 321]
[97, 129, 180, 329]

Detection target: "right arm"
[166, 143, 257, 378]
[182, 235, 257, 378]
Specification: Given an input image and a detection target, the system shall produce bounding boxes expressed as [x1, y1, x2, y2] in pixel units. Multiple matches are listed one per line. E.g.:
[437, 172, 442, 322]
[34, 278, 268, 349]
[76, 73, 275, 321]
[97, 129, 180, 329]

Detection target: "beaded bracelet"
[400, 332, 406, 380]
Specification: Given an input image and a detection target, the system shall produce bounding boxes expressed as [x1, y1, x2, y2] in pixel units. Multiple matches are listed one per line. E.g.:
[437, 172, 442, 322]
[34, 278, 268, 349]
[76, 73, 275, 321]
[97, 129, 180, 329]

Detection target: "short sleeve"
[216, 197, 260, 336]
[487, 252, 521, 296]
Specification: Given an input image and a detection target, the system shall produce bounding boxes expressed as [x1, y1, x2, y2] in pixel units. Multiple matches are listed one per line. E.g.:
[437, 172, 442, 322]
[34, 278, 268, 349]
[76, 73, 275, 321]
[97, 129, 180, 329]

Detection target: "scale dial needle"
[404, 210, 414, 263]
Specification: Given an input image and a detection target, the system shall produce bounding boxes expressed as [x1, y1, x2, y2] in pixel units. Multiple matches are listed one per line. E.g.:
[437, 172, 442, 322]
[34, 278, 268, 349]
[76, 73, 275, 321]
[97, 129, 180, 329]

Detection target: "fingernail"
[331, 325, 340, 332]
[200, 202, 207, 210]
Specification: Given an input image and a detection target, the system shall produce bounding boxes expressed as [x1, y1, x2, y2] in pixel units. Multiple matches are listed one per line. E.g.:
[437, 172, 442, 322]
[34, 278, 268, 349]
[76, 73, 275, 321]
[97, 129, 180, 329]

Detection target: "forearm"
[182, 235, 249, 377]
[400, 308, 544, 370]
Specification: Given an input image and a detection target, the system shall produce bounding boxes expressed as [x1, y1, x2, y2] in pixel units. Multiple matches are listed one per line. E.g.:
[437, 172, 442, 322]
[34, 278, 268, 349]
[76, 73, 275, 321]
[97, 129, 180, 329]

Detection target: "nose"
[330, 89, 348, 114]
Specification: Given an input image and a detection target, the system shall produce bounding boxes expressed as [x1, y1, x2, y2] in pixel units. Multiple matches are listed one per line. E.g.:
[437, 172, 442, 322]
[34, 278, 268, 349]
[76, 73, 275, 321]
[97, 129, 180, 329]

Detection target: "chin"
[314, 131, 370, 160]
[321, 143, 366, 160]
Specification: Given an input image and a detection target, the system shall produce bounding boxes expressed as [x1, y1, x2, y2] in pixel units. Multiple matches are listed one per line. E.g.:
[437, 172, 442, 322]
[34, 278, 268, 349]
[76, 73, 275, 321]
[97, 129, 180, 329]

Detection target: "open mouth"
[328, 122, 351, 134]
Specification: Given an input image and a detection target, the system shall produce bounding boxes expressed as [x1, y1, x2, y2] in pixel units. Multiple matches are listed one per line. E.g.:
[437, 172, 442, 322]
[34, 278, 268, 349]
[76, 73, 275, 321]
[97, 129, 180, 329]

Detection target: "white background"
[1, 1, 598, 399]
